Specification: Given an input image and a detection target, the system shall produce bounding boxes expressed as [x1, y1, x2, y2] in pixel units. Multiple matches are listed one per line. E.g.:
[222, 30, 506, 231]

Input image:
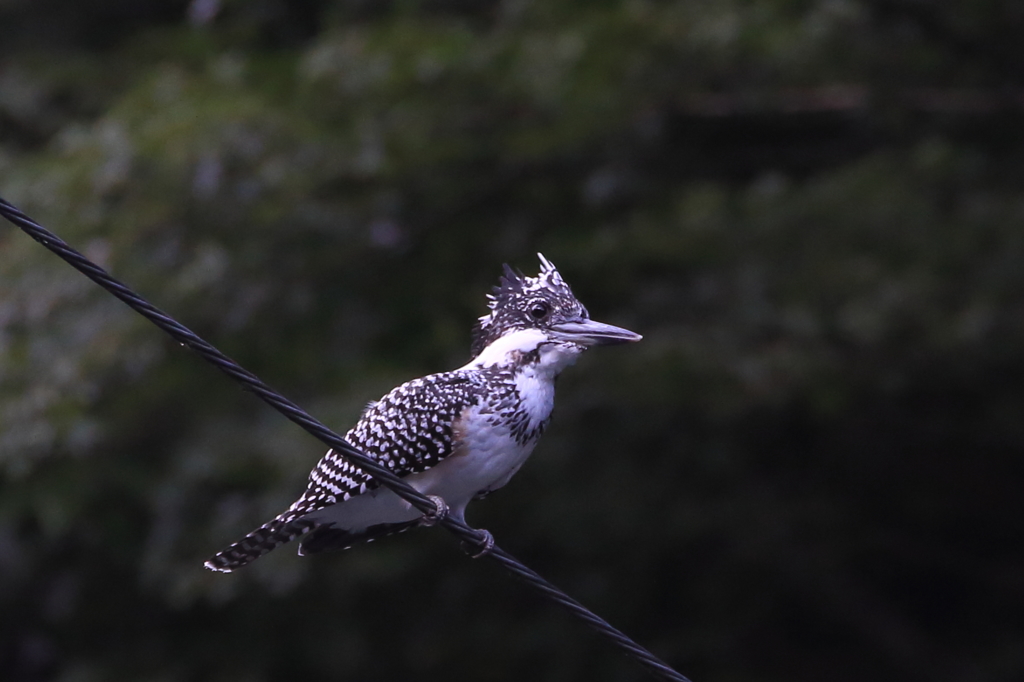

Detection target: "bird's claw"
[420, 495, 449, 527]
[462, 529, 494, 559]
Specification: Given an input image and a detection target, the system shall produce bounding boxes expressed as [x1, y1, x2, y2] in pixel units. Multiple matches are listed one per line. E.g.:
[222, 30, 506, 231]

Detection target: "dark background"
[1, 1, 1022, 681]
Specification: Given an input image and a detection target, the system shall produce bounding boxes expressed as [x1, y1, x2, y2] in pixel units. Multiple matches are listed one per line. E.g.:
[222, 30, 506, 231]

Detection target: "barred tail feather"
[204, 516, 318, 573]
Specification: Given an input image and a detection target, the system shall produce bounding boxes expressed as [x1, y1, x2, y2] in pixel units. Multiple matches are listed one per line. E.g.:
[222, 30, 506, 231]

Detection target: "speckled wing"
[283, 370, 492, 520]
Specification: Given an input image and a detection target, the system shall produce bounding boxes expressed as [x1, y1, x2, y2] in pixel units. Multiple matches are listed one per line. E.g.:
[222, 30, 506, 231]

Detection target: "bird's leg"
[462, 528, 494, 559]
[420, 495, 449, 526]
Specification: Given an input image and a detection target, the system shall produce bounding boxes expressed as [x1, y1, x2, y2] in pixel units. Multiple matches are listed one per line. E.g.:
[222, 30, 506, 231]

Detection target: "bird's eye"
[529, 301, 550, 320]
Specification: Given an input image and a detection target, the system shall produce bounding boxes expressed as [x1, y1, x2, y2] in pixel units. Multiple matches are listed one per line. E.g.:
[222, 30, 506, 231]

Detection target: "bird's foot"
[461, 528, 494, 559]
[420, 495, 449, 527]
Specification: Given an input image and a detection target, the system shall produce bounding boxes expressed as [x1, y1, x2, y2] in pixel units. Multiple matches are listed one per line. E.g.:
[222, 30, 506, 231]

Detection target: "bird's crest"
[470, 253, 588, 357]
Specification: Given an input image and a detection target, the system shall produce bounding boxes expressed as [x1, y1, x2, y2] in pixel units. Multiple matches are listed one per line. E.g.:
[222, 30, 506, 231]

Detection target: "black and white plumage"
[205, 254, 640, 572]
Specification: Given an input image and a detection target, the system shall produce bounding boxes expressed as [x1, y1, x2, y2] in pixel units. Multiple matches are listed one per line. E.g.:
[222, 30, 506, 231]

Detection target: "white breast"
[408, 401, 540, 511]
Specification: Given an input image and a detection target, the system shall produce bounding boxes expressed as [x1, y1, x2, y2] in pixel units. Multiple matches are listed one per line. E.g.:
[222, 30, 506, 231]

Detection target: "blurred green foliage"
[1, 1, 1022, 681]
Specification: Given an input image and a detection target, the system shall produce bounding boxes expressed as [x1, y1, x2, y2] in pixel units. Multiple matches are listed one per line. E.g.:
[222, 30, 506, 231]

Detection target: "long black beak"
[549, 318, 642, 346]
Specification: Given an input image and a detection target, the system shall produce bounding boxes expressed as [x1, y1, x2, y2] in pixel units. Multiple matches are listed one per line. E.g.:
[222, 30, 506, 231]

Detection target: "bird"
[205, 253, 641, 572]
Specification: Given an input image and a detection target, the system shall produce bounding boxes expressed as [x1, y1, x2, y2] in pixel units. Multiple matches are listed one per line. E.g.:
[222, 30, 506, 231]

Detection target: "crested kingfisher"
[205, 254, 641, 572]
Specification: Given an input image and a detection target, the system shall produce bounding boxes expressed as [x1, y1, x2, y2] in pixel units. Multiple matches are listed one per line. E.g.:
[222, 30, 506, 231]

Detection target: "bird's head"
[469, 254, 641, 367]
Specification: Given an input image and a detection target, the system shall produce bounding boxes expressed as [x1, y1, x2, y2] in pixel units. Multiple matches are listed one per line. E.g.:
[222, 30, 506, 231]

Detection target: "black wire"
[0, 195, 692, 682]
